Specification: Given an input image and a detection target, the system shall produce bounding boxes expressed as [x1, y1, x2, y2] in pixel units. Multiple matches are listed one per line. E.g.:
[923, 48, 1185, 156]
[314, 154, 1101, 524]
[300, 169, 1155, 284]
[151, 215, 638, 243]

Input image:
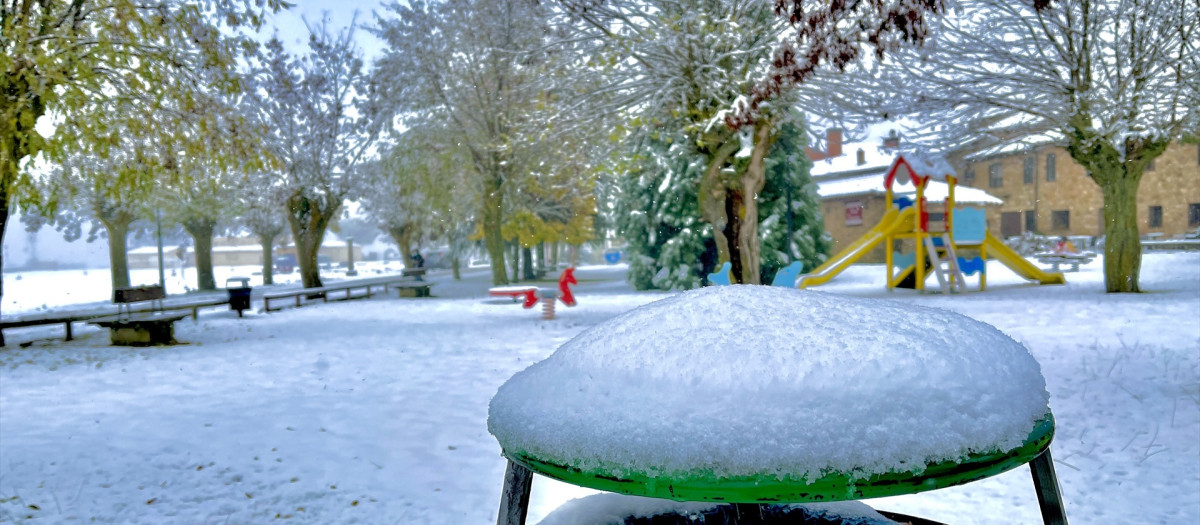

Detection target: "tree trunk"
[388, 224, 416, 264]
[482, 174, 509, 285]
[183, 218, 217, 291]
[451, 256, 461, 280]
[537, 242, 546, 275]
[522, 246, 535, 280]
[287, 194, 337, 290]
[1098, 171, 1143, 293]
[1067, 132, 1165, 293]
[735, 120, 777, 285]
[0, 189, 8, 346]
[723, 191, 745, 283]
[698, 141, 740, 267]
[257, 232, 278, 285]
[550, 241, 560, 270]
[101, 217, 134, 290]
[510, 242, 521, 282]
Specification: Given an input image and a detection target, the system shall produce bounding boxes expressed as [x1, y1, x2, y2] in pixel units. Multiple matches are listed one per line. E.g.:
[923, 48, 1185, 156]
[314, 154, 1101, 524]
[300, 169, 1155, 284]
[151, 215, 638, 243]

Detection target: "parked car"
[274, 254, 297, 273]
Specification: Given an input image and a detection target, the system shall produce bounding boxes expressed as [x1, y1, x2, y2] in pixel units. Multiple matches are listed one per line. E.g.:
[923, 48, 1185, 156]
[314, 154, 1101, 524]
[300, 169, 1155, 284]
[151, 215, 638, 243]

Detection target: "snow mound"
[489, 286, 1049, 482]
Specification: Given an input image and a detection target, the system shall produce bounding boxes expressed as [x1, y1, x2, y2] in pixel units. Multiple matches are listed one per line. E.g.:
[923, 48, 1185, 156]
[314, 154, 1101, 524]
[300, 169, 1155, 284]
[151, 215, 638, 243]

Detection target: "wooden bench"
[263, 276, 413, 312]
[393, 281, 434, 298]
[401, 267, 427, 281]
[1035, 252, 1095, 272]
[89, 285, 188, 346]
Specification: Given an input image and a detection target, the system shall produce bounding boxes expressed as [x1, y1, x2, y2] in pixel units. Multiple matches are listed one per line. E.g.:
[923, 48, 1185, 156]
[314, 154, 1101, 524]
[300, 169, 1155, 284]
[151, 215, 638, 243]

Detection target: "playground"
[1, 256, 1198, 523]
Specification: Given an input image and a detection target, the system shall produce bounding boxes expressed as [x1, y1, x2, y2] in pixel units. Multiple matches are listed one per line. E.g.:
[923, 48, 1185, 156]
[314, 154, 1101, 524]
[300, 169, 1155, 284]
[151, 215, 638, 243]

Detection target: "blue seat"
[771, 261, 805, 287]
[707, 262, 732, 286]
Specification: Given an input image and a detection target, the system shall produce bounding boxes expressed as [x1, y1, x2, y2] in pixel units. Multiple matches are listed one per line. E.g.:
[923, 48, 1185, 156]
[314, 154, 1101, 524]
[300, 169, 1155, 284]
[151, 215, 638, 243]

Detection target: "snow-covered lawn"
[1, 255, 1197, 524]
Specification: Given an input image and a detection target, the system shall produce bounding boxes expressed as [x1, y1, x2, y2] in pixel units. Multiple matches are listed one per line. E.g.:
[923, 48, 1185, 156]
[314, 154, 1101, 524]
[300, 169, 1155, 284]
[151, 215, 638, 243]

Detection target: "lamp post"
[155, 208, 166, 289]
[346, 237, 357, 276]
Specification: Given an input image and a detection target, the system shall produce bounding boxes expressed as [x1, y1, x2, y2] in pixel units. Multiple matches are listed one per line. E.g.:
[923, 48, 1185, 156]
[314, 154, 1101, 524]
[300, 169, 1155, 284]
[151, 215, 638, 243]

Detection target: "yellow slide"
[981, 232, 1066, 285]
[798, 207, 916, 288]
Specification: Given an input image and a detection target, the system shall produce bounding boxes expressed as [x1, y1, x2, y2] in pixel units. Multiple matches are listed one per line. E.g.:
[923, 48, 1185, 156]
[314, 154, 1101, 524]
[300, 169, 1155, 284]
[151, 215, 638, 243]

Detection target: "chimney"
[827, 128, 843, 159]
[883, 129, 901, 150]
[856, 148, 866, 166]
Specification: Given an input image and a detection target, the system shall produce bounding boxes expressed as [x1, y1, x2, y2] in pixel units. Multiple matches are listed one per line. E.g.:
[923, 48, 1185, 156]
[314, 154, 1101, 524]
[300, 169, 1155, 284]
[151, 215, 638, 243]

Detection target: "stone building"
[959, 142, 1200, 240]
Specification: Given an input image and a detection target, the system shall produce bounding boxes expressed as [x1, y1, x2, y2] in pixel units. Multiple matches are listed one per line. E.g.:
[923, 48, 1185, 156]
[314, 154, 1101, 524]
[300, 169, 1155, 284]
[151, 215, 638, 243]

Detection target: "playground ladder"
[923, 234, 966, 293]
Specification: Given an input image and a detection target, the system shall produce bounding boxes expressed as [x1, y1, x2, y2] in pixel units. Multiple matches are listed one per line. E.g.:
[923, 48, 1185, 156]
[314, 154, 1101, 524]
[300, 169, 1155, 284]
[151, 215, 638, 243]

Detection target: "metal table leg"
[1029, 448, 1069, 525]
[497, 459, 534, 525]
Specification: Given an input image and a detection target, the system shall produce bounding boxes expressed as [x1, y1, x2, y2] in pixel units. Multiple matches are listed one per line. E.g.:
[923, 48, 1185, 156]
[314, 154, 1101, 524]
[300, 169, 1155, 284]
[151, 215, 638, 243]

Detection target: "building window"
[1025, 210, 1037, 232]
[1148, 206, 1163, 228]
[988, 162, 1004, 188]
[1023, 156, 1035, 184]
[963, 166, 976, 186]
[1051, 210, 1070, 230]
[1190, 203, 1200, 227]
[1046, 154, 1057, 182]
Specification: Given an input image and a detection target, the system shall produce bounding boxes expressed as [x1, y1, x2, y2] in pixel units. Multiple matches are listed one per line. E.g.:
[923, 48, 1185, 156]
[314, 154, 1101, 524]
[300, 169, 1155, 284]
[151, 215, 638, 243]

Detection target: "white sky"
[266, 0, 387, 63]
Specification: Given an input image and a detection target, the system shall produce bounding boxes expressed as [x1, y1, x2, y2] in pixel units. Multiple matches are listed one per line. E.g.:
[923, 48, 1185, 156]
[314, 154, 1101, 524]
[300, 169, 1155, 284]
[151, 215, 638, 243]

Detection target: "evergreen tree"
[756, 111, 831, 284]
[615, 112, 829, 290]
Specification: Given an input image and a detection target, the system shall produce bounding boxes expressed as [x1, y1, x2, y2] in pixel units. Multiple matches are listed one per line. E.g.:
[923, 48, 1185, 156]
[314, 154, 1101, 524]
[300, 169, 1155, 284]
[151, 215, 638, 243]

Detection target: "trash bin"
[225, 277, 252, 317]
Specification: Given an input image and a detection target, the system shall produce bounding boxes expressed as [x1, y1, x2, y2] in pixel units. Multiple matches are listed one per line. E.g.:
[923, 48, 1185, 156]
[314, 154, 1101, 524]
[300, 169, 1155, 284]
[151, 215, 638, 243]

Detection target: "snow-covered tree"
[257, 21, 377, 290]
[614, 126, 711, 290]
[238, 177, 289, 285]
[1, 0, 283, 345]
[868, 0, 1199, 293]
[614, 109, 828, 290]
[565, 0, 802, 283]
[372, 0, 555, 285]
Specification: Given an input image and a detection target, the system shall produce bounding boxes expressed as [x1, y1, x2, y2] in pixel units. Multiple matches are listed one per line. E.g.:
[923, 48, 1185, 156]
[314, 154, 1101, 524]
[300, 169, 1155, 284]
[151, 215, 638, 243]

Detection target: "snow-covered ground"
[1, 254, 1197, 524]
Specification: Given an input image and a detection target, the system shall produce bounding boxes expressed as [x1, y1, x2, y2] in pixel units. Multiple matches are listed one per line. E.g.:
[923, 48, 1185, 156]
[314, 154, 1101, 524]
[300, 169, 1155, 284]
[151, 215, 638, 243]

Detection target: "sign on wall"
[845, 201, 864, 226]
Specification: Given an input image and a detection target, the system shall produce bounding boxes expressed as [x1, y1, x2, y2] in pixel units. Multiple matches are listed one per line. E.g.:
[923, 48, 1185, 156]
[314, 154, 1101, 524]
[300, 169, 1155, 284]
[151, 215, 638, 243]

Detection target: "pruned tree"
[372, 0, 555, 285]
[257, 20, 377, 289]
[239, 177, 289, 285]
[867, 0, 1199, 292]
[566, 0, 946, 284]
[1, 0, 283, 344]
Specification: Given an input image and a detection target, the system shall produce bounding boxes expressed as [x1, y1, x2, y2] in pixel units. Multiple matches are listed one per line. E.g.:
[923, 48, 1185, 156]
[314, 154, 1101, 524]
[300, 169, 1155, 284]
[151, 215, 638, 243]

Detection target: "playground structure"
[487, 267, 577, 319]
[798, 153, 1066, 292]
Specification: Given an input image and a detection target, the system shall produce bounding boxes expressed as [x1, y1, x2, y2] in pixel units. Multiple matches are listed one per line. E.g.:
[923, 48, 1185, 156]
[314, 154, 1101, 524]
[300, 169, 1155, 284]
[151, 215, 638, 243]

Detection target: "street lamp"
[346, 237, 357, 276]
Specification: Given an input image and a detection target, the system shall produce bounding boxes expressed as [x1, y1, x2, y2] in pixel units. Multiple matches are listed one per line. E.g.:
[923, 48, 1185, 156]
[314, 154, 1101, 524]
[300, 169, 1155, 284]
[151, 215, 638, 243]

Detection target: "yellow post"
[886, 180, 895, 290]
[915, 180, 926, 292]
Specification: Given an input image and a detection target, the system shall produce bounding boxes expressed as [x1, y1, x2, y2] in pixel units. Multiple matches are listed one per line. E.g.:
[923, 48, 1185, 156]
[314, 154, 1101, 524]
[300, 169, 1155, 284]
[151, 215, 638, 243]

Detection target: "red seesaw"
[488, 268, 577, 319]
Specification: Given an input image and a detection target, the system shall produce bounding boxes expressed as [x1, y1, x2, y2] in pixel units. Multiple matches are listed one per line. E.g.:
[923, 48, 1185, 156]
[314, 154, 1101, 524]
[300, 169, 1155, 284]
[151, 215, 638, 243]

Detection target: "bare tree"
[871, 0, 1199, 292]
[372, 0, 554, 285]
[257, 21, 377, 289]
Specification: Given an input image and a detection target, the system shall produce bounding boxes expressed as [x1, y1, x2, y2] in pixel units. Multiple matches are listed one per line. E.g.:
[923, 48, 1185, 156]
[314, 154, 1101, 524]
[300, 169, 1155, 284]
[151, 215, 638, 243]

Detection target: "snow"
[817, 173, 1002, 205]
[1, 255, 1198, 524]
[489, 286, 1049, 482]
[810, 145, 894, 177]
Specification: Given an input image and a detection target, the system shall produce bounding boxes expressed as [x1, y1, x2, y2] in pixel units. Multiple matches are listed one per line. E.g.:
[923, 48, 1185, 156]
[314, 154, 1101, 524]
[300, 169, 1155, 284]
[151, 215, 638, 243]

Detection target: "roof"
[810, 144, 895, 177]
[885, 152, 957, 187]
[817, 173, 1003, 205]
[813, 149, 1000, 205]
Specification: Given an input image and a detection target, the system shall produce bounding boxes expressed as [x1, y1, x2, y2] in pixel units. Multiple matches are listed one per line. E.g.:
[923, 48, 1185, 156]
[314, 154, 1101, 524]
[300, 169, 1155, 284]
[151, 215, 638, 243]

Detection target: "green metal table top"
[504, 414, 1054, 504]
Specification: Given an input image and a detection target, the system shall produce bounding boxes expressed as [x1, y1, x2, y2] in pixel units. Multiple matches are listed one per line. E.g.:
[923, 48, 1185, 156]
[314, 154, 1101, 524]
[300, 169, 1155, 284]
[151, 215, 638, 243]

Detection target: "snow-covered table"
[489, 287, 1068, 525]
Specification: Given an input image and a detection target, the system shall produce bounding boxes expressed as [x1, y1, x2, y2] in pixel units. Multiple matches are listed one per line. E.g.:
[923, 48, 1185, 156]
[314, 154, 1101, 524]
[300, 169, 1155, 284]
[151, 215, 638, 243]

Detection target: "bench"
[89, 285, 187, 346]
[393, 281, 434, 298]
[401, 267, 427, 281]
[263, 276, 416, 312]
[1035, 252, 1095, 272]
